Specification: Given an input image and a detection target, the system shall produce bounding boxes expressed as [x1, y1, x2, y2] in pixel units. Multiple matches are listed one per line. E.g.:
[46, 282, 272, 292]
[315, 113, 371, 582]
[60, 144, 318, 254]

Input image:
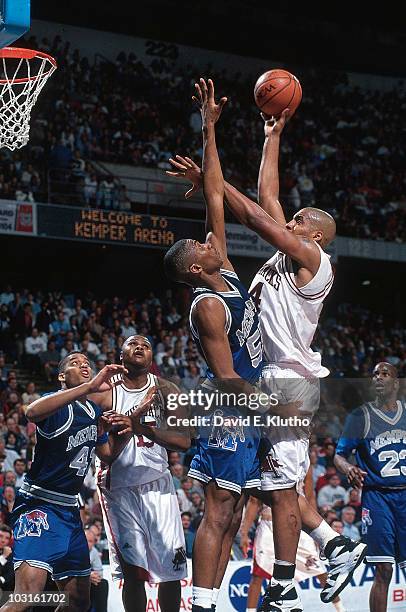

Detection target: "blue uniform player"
[2, 353, 129, 612]
[335, 362, 406, 612]
[164, 79, 264, 612]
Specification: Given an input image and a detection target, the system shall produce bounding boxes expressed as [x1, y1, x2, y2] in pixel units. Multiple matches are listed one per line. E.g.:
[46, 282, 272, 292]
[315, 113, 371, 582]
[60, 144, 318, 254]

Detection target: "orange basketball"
[254, 69, 302, 117]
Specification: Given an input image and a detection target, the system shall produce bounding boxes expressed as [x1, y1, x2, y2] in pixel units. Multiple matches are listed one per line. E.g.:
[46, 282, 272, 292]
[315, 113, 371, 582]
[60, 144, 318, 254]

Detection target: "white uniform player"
[249, 243, 334, 492]
[253, 505, 327, 583]
[97, 373, 187, 583]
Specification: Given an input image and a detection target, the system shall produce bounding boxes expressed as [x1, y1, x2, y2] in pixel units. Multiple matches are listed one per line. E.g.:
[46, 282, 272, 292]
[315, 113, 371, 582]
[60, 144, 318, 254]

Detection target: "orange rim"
[0, 47, 57, 84]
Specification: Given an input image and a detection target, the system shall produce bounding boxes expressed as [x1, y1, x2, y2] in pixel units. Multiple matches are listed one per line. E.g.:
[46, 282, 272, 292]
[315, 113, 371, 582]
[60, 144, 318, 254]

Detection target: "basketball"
[254, 69, 302, 117]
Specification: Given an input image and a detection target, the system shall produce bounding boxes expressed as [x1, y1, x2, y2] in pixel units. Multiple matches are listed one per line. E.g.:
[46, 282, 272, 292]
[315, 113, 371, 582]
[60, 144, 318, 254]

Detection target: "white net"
[0, 49, 57, 150]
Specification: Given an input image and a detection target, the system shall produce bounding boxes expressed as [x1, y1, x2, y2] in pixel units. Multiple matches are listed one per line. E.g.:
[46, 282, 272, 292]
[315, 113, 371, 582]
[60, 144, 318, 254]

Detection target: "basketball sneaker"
[258, 580, 303, 612]
[320, 535, 367, 603]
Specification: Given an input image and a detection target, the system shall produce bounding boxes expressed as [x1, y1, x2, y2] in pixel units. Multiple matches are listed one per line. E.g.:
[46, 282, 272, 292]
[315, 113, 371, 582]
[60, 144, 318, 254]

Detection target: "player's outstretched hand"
[87, 364, 128, 394]
[166, 155, 202, 199]
[261, 108, 290, 137]
[347, 465, 367, 489]
[193, 78, 227, 127]
[240, 533, 250, 558]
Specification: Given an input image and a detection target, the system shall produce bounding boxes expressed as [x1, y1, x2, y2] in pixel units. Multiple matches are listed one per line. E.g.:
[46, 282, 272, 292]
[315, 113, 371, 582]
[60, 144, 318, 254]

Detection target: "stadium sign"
[36, 204, 205, 248]
[105, 560, 406, 611]
[0, 201, 36, 236]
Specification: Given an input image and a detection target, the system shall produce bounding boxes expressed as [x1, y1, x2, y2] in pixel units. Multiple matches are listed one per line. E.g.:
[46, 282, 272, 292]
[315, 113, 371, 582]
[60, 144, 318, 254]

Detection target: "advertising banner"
[0, 201, 36, 236]
[105, 560, 406, 611]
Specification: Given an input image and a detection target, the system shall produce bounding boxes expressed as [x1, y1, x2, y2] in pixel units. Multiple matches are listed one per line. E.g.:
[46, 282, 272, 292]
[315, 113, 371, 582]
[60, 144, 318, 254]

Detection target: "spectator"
[85, 528, 108, 612]
[170, 462, 185, 489]
[0, 523, 14, 601]
[13, 459, 26, 489]
[0, 487, 15, 526]
[24, 328, 47, 373]
[176, 477, 194, 512]
[21, 382, 40, 405]
[181, 511, 194, 558]
[346, 488, 362, 522]
[182, 364, 201, 392]
[317, 473, 347, 510]
[39, 340, 61, 382]
[0, 439, 19, 474]
[341, 506, 361, 540]
[330, 520, 344, 536]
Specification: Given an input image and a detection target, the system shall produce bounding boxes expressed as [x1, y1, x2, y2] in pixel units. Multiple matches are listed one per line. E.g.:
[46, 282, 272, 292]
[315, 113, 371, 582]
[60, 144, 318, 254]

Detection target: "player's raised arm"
[194, 78, 234, 271]
[224, 182, 321, 272]
[25, 364, 127, 423]
[257, 109, 290, 224]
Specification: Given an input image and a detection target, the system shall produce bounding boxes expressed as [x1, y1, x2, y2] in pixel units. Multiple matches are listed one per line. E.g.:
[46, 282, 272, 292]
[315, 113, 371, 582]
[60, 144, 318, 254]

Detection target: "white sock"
[247, 609, 257, 612]
[192, 586, 213, 609]
[333, 601, 346, 612]
[211, 587, 220, 605]
[310, 520, 338, 553]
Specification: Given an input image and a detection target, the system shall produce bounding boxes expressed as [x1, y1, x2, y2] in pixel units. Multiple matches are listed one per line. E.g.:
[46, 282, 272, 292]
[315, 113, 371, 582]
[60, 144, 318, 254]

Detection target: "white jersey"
[97, 373, 169, 488]
[249, 243, 333, 377]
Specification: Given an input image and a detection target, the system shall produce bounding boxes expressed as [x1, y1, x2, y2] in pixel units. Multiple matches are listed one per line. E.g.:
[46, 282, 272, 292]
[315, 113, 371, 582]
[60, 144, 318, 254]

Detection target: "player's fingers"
[207, 78, 214, 100]
[200, 78, 208, 99]
[118, 427, 132, 436]
[175, 154, 192, 167]
[281, 108, 291, 120]
[194, 83, 204, 104]
[184, 156, 199, 169]
[219, 96, 228, 110]
[260, 111, 273, 123]
[165, 171, 184, 177]
[168, 158, 188, 170]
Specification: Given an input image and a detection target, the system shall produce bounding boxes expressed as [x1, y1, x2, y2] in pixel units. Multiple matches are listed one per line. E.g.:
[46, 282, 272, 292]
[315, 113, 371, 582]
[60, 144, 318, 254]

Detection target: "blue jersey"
[22, 394, 107, 506]
[336, 400, 406, 489]
[189, 268, 263, 384]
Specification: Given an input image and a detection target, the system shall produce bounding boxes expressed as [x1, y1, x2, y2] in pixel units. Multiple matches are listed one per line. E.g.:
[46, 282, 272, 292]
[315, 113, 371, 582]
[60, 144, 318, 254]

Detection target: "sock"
[192, 586, 213, 610]
[211, 587, 220, 610]
[247, 609, 257, 612]
[310, 520, 339, 553]
[273, 560, 295, 585]
[333, 601, 346, 612]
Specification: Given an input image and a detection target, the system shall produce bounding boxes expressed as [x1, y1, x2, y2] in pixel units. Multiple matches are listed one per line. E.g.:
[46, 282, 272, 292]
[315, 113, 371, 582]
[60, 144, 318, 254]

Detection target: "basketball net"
[0, 47, 57, 150]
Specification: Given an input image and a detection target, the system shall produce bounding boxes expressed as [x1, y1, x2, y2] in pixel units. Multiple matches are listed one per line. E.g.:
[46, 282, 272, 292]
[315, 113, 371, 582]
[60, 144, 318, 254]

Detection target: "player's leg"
[246, 574, 265, 611]
[55, 576, 90, 612]
[212, 491, 246, 608]
[158, 581, 181, 612]
[192, 481, 240, 611]
[121, 561, 147, 612]
[0, 563, 48, 611]
[369, 563, 393, 612]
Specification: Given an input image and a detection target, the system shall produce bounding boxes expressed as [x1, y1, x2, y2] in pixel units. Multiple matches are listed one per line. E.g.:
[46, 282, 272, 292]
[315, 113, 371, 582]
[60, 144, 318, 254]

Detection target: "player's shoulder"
[155, 376, 181, 396]
[193, 295, 228, 323]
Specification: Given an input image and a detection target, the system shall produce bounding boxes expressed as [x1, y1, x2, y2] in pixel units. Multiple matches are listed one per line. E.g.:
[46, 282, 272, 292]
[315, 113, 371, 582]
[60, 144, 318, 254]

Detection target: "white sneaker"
[321, 535, 367, 603]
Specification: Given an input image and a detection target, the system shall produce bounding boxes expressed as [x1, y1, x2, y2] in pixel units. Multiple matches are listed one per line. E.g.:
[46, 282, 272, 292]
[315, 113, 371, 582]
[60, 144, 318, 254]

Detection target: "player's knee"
[270, 487, 296, 506]
[68, 590, 90, 612]
[204, 505, 234, 533]
[375, 563, 393, 584]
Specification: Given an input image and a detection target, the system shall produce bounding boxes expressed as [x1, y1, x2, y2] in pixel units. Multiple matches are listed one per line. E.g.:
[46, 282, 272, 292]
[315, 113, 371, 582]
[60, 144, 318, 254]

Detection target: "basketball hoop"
[0, 47, 57, 150]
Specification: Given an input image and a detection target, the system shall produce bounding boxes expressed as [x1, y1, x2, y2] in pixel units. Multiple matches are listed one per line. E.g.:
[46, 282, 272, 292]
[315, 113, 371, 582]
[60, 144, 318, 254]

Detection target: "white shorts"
[260, 364, 317, 491]
[99, 471, 187, 582]
[253, 519, 327, 582]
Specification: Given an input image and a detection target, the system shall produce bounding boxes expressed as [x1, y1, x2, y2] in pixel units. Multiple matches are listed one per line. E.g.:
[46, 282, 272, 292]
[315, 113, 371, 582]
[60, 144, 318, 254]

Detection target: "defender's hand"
[166, 155, 202, 199]
[193, 78, 227, 127]
[86, 365, 127, 394]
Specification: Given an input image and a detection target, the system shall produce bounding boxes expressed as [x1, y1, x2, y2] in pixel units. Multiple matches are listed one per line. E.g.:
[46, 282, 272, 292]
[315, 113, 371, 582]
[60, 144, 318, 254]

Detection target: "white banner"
[105, 559, 406, 611]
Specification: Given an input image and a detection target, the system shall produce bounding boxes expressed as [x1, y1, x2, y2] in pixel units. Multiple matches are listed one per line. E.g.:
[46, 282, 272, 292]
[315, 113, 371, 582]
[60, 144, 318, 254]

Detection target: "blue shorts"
[188, 409, 262, 494]
[12, 493, 91, 581]
[361, 488, 406, 567]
